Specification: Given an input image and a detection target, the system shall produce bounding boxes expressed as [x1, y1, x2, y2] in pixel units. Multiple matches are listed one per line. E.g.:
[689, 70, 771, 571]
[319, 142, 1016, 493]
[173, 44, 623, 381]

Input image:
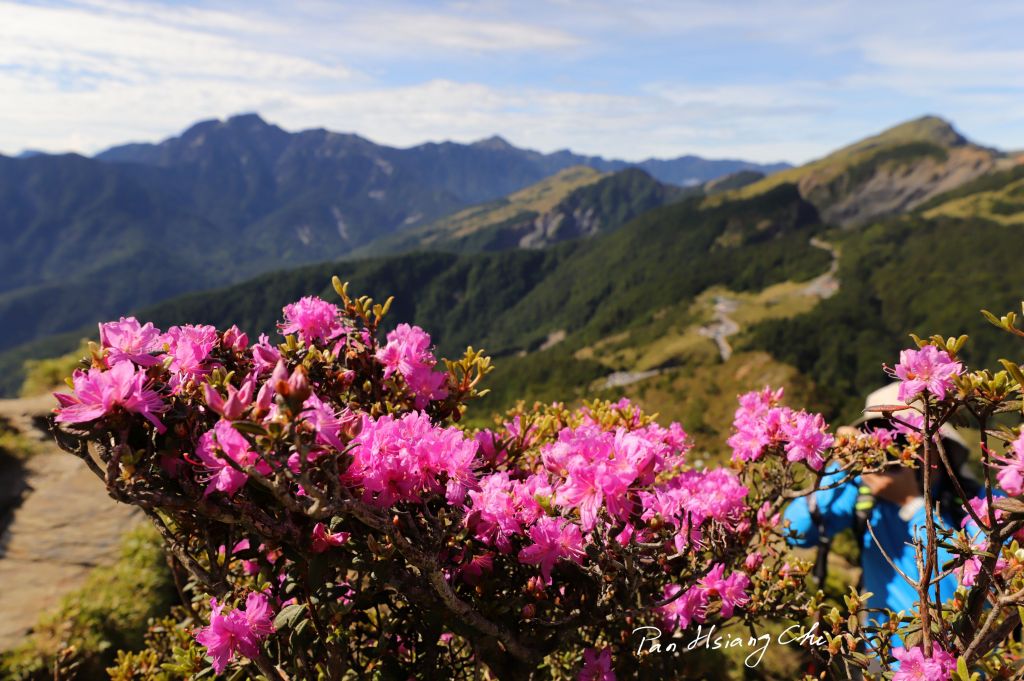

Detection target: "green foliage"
[0, 525, 176, 680]
[745, 212, 1024, 422]
[105, 614, 205, 681]
[0, 184, 827, 423]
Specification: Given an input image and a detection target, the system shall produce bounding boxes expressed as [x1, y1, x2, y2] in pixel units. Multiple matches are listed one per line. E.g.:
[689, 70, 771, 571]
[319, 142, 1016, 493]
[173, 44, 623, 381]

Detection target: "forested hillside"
[0, 114, 781, 353]
[4, 117, 1021, 448]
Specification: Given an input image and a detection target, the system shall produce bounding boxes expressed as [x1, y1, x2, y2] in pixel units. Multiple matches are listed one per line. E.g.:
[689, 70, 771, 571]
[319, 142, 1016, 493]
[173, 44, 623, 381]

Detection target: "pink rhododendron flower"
[280, 296, 344, 343]
[994, 431, 1024, 496]
[466, 472, 522, 551]
[892, 644, 956, 681]
[163, 324, 218, 383]
[658, 583, 708, 631]
[556, 457, 634, 532]
[251, 333, 281, 373]
[222, 325, 249, 352]
[890, 346, 963, 402]
[241, 592, 275, 638]
[541, 421, 688, 532]
[474, 429, 509, 467]
[513, 474, 555, 527]
[962, 495, 1007, 534]
[727, 388, 833, 471]
[193, 420, 271, 496]
[195, 593, 275, 674]
[375, 324, 449, 408]
[301, 393, 357, 453]
[578, 647, 616, 681]
[504, 414, 540, 448]
[203, 376, 255, 421]
[311, 522, 350, 552]
[455, 552, 494, 586]
[613, 523, 637, 547]
[54, 361, 167, 432]
[781, 411, 834, 471]
[700, 563, 751, 618]
[639, 468, 748, 539]
[517, 515, 585, 584]
[956, 536, 1008, 587]
[99, 316, 164, 366]
[346, 411, 478, 506]
[727, 387, 788, 463]
[958, 556, 983, 587]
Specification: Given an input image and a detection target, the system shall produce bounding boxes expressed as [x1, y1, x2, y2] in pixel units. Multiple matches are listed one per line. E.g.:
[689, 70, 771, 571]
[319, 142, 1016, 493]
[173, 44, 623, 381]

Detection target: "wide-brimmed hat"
[850, 382, 969, 450]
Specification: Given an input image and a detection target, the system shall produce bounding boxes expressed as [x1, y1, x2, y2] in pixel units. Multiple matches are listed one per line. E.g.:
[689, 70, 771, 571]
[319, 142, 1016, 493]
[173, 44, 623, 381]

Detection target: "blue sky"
[1, 0, 1023, 162]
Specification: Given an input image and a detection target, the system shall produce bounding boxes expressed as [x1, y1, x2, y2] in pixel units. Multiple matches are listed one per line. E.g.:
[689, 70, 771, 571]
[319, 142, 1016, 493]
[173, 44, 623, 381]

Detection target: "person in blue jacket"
[783, 383, 979, 651]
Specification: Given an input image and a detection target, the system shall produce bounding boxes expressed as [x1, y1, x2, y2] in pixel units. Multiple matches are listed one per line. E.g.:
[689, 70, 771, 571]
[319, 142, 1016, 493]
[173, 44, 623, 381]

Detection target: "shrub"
[45, 279, 1024, 680]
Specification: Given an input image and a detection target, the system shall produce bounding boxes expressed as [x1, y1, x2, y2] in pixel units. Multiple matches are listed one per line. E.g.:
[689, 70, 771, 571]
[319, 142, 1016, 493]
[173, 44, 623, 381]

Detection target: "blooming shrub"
[47, 282, 1024, 680]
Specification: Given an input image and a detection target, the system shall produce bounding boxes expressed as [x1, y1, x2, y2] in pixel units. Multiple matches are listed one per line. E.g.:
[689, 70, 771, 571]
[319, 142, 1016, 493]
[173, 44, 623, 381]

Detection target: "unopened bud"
[286, 366, 312, 404]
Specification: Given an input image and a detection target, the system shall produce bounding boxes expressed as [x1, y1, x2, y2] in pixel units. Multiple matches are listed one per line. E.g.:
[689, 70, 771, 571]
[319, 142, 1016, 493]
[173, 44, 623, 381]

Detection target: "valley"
[2, 114, 1021, 442]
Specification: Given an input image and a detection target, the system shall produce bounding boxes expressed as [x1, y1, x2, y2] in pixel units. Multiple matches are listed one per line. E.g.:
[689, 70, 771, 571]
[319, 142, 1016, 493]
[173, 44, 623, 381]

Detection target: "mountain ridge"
[0, 113, 791, 353]
[94, 112, 793, 189]
[715, 115, 1015, 226]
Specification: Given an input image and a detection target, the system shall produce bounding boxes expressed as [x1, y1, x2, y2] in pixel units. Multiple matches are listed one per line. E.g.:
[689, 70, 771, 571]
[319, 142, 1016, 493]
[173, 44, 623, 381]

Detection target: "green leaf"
[981, 309, 1003, 329]
[232, 421, 269, 437]
[994, 497, 1024, 515]
[999, 359, 1024, 388]
[273, 603, 306, 630]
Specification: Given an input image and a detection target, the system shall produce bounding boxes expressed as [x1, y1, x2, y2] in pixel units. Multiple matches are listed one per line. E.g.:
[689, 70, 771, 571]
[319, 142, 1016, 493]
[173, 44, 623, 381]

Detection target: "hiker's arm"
[784, 469, 859, 547]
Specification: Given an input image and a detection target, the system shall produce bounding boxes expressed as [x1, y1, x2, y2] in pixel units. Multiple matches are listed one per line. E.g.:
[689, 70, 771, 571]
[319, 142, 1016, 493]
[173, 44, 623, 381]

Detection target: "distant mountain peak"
[472, 135, 515, 151]
[865, 115, 968, 149]
[226, 112, 271, 129]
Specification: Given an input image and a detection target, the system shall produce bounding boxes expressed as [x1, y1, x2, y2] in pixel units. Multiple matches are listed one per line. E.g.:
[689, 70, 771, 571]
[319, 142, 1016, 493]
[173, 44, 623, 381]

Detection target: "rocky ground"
[0, 395, 140, 651]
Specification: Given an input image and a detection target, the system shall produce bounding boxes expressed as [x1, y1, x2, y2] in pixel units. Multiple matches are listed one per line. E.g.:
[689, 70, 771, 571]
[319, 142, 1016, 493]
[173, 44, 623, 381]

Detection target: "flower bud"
[222, 325, 249, 352]
[286, 366, 312, 404]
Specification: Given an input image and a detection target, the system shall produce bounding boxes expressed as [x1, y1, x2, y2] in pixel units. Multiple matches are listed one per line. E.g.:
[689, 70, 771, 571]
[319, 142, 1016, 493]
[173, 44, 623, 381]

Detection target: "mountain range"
[3, 114, 1022, 452]
[0, 113, 788, 353]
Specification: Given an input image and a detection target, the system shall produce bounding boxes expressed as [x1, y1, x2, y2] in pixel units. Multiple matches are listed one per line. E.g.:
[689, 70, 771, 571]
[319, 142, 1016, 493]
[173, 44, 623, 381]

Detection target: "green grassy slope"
[352, 167, 684, 256]
[711, 116, 1008, 227]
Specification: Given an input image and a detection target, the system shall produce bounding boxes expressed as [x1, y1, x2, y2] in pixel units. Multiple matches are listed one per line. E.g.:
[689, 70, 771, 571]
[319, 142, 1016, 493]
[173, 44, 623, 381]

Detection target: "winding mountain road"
[697, 297, 741, 361]
[697, 237, 840, 361]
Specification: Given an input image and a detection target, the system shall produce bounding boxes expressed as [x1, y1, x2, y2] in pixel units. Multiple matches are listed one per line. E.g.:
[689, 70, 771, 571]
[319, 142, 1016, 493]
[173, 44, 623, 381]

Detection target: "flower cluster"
[194, 592, 275, 674]
[891, 644, 956, 681]
[889, 345, 963, 402]
[658, 563, 751, 630]
[347, 410, 479, 506]
[280, 295, 345, 342]
[727, 387, 834, 470]
[54, 359, 167, 432]
[376, 323, 449, 408]
[517, 515, 585, 584]
[995, 430, 1024, 496]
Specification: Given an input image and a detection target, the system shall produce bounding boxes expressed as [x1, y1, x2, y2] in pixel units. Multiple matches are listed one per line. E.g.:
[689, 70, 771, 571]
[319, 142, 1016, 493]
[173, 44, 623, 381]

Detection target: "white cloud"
[339, 11, 582, 53]
[0, 1, 352, 85]
[2, 0, 1024, 161]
